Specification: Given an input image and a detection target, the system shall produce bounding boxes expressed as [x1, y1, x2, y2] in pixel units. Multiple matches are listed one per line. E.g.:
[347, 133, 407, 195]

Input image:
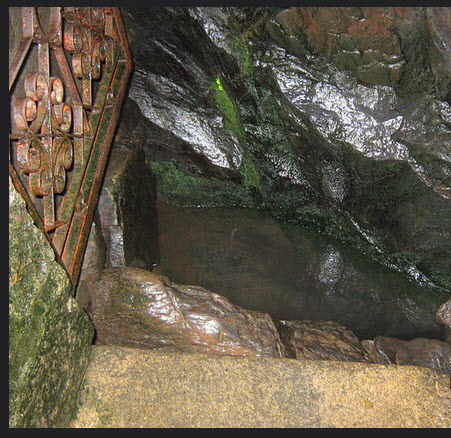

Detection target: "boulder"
[362, 336, 451, 374]
[89, 267, 293, 358]
[84, 266, 384, 364]
[279, 320, 371, 363]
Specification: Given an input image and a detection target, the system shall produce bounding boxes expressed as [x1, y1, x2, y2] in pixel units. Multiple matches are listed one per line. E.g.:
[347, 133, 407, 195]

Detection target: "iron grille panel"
[9, 7, 132, 285]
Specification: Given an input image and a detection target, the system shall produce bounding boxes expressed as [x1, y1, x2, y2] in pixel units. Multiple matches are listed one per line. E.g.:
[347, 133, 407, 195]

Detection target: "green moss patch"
[150, 160, 256, 208]
[211, 76, 245, 141]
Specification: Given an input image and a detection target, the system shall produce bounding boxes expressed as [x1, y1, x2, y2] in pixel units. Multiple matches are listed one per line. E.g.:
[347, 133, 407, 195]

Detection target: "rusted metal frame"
[54, 9, 131, 282]
[61, 54, 131, 282]
[9, 37, 33, 91]
[52, 34, 120, 265]
[36, 34, 56, 230]
[111, 7, 133, 72]
[51, 42, 87, 169]
[47, 8, 115, 257]
[9, 7, 69, 233]
[51, 46, 118, 257]
[9, 7, 35, 90]
[9, 7, 132, 286]
[10, 133, 83, 140]
[33, 7, 62, 42]
[50, 42, 89, 255]
[9, 6, 72, 257]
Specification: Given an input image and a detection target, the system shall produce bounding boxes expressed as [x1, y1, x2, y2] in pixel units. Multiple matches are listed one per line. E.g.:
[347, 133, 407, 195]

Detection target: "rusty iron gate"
[9, 7, 132, 285]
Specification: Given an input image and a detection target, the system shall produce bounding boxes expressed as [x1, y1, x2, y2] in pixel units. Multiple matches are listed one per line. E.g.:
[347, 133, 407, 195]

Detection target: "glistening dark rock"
[362, 336, 451, 374]
[121, 7, 451, 291]
[86, 266, 375, 364]
[89, 267, 292, 358]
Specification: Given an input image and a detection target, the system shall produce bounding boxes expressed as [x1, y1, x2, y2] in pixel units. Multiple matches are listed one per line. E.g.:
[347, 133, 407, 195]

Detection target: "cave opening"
[75, 6, 450, 370]
[9, 6, 451, 428]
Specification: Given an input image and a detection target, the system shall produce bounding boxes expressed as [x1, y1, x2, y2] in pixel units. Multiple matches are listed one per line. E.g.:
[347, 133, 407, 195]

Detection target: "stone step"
[71, 345, 451, 428]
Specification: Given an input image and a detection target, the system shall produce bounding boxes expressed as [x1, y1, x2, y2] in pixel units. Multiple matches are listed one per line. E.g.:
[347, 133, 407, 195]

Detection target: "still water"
[155, 201, 448, 340]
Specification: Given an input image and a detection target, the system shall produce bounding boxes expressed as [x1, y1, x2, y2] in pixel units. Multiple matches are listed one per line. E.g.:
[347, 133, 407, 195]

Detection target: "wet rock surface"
[122, 8, 244, 173]
[96, 146, 159, 271]
[156, 201, 448, 341]
[121, 6, 451, 293]
[272, 8, 406, 88]
[75, 121, 160, 307]
[279, 320, 371, 363]
[89, 267, 292, 358]
[85, 266, 381, 364]
[437, 299, 451, 330]
[82, 265, 451, 373]
[76, 6, 451, 380]
[362, 336, 451, 374]
[436, 299, 451, 342]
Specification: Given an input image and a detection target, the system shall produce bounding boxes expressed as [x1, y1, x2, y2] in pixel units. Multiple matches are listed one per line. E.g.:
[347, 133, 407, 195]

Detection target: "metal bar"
[51, 44, 116, 253]
[10, 133, 84, 139]
[62, 54, 131, 281]
[9, 37, 33, 91]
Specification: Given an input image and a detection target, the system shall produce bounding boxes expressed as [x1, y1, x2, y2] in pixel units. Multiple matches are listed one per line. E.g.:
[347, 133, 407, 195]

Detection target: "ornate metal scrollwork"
[9, 7, 132, 285]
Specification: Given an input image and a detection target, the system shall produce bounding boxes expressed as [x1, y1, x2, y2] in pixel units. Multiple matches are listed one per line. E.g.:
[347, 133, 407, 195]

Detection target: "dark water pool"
[155, 201, 449, 340]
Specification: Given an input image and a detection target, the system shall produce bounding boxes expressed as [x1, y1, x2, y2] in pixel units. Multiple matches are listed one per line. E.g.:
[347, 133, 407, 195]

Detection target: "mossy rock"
[9, 177, 94, 427]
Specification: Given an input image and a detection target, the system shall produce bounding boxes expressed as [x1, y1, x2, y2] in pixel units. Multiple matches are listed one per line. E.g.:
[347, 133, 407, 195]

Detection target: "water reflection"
[156, 201, 448, 340]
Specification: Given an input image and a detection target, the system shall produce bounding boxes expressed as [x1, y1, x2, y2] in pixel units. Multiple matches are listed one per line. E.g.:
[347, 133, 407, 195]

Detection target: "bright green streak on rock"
[211, 76, 244, 141]
[215, 77, 224, 91]
[210, 76, 260, 189]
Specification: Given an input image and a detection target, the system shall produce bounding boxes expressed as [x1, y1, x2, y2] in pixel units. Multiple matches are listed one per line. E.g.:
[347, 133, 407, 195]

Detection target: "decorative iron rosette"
[9, 7, 132, 285]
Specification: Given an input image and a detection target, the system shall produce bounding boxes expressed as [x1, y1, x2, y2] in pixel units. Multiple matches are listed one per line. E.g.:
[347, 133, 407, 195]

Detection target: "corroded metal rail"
[9, 7, 132, 285]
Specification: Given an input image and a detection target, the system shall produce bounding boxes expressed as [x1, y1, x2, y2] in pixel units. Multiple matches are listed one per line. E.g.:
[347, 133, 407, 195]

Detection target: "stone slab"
[71, 345, 451, 428]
